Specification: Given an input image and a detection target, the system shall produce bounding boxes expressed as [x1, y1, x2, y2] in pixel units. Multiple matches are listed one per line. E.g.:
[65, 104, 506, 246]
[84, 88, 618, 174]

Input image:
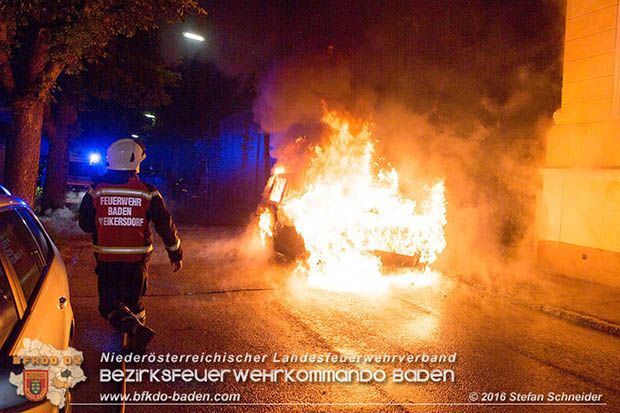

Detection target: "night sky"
[202, 0, 564, 132]
[79, 0, 565, 149]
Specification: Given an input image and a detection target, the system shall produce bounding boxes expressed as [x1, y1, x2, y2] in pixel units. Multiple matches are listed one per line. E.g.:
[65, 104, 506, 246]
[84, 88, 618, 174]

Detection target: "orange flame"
[258, 207, 274, 247]
[263, 109, 447, 293]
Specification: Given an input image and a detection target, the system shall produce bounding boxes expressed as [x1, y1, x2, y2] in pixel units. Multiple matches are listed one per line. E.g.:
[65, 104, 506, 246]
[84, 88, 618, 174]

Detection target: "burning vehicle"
[258, 109, 447, 292]
[259, 171, 308, 261]
[260, 171, 425, 269]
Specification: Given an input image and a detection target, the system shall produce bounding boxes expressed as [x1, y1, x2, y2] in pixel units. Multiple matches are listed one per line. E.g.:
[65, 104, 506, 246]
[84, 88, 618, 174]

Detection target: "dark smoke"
[205, 0, 565, 279]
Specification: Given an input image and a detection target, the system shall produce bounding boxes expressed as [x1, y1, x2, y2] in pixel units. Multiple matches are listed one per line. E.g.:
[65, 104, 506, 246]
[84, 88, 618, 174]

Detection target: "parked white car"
[0, 186, 74, 412]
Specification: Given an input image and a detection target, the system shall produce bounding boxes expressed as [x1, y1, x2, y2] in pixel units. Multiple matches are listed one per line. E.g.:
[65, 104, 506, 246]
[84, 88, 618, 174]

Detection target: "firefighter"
[79, 138, 183, 353]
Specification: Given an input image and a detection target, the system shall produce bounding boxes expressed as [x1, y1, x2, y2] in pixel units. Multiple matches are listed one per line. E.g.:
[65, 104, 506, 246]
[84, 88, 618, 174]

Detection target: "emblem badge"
[23, 370, 48, 402]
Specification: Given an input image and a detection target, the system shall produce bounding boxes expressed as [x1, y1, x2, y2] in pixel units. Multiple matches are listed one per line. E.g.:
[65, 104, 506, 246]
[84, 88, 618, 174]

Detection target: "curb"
[509, 296, 620, 338]
[445, 275, 620, 338]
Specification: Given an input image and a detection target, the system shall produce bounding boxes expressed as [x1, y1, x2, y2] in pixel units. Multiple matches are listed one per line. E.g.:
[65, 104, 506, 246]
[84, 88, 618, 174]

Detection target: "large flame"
[262, 109, 447, 293]
[258, 206, 274, 246]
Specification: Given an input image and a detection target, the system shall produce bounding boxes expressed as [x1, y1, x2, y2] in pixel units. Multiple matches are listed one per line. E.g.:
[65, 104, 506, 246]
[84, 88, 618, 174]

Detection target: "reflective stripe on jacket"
[93, 245, 155, 254]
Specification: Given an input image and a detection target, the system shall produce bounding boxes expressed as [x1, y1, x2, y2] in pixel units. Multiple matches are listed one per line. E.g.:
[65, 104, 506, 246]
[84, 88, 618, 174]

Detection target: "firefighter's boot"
[129, 324, 155, 354]
[109, 305, 155, 353]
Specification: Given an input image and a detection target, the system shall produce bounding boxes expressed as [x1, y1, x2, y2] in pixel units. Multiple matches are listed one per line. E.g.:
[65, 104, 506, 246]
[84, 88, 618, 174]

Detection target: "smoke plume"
[207, 0, 565, 280]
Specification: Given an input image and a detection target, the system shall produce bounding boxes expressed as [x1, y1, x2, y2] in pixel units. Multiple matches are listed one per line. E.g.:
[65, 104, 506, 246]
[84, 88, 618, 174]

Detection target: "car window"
[269, 175, 287, 203]
[16, 208, 50, 264]
[0, 263, 18, 346]
[0, 210, 44, 303]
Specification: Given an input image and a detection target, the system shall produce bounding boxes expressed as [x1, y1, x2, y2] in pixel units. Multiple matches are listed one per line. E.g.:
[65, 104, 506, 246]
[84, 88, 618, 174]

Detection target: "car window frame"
[0, 251, 22, 340]
[268, 173, 290, 205]
[15, 207, 52, 271]
[0, 209, 30, 317]
[0, 214, 27, 358]
[6, 207, 52, 307]
[0, 258, 25, 413]
[0, 206, 56, 356]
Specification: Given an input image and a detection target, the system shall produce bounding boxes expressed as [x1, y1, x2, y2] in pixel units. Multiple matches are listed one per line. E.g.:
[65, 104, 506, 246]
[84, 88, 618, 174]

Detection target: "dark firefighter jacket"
[79, 171, 183, 263]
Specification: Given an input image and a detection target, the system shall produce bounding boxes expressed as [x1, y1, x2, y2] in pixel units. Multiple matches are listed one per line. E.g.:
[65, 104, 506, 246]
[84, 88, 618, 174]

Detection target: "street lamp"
[131, 134, 139, 138]
[144, 113, 156, 119]
[183, 32, 205, 42]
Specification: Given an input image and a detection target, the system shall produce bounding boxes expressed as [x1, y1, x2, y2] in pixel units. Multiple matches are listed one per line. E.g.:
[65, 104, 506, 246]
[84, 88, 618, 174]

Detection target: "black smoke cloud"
[206, 0, 565, 279]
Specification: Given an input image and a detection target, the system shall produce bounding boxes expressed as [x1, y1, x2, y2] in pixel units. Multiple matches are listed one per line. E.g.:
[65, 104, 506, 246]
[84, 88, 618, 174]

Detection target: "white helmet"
[107, 139, 146, 171]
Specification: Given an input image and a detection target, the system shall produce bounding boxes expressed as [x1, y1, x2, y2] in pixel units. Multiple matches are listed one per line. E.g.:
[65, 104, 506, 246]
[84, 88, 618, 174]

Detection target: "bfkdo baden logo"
[23, 370, 49, 402]
[9, 339, 87, 409]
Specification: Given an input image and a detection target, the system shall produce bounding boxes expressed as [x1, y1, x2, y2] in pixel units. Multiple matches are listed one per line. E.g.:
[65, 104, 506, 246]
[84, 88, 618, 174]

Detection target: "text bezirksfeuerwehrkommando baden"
[100, 367, 454, 384]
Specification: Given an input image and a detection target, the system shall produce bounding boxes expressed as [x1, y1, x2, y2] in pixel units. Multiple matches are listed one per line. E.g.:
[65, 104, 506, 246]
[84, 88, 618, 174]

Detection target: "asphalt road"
[66, 226, 620, 412]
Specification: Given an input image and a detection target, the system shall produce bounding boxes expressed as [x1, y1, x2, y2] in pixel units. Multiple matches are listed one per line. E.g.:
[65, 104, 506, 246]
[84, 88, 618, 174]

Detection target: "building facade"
[537, 0, 620, 287]
[204, 111, 274, 224]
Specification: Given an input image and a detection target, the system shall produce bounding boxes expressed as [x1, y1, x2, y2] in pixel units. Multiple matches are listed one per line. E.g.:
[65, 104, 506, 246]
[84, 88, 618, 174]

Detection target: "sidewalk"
[446, 270, 620, 337]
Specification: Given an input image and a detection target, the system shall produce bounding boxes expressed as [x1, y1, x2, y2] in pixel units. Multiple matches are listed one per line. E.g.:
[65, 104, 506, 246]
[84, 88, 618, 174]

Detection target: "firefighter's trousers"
[96, 261, 148, 328]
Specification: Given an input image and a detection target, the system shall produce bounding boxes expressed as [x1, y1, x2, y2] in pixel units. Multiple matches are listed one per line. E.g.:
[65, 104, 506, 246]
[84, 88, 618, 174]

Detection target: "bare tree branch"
[36, 60, 66, 100]
[26, 28, 51, 83]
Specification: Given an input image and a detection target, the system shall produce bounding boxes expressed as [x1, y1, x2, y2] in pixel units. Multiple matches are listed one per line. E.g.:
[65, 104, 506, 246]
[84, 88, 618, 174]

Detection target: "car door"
[0, 207, 73, 353]
[0, 209, 55, 412]
[0, 260, 22, 410]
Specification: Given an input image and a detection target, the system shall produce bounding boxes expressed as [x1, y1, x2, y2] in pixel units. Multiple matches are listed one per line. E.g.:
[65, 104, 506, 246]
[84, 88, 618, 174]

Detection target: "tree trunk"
[41, 129, 69, 211]
[6, 99, 45, 206]
[41, 131, 66, 211]
[41, 98, 77, 211]
[3, 31, 64, 207]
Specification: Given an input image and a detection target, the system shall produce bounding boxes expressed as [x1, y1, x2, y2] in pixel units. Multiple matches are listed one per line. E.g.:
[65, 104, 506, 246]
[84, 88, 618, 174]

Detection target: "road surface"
[66, 226, 620, 412]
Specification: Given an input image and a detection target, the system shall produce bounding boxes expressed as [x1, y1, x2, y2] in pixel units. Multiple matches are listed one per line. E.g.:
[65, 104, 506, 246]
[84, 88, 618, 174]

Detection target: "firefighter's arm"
[148, 191, 183, 264]
[78, 190, 96, 233]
